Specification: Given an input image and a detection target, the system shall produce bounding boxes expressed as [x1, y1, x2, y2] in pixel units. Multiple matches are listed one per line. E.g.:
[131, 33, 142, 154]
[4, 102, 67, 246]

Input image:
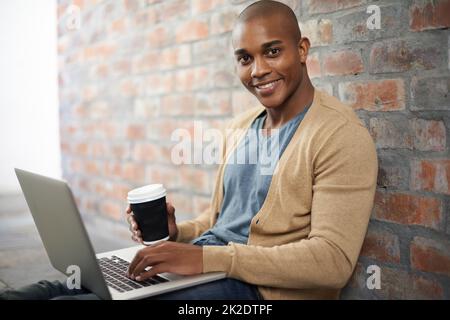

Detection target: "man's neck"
[264, 77, 315, 130]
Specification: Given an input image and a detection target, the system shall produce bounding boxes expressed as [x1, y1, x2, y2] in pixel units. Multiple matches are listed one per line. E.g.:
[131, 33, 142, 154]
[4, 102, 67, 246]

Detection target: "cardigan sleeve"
[175, 206, 214, 243]
[202, 121, 378, 289]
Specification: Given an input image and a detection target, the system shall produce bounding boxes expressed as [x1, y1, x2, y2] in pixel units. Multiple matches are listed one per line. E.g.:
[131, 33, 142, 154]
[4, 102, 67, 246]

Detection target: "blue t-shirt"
[192, 105, 310, 246]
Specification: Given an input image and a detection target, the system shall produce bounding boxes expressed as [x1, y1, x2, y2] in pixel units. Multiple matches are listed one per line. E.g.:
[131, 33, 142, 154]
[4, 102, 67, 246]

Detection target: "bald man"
[125, 0, 377, 300]
[1, 1, 377, 300]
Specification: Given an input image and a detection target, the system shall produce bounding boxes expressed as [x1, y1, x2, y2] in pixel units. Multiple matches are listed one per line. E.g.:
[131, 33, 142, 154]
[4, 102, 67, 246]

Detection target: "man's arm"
[202, 122, 378, 289]
[175, 206, 214, 243]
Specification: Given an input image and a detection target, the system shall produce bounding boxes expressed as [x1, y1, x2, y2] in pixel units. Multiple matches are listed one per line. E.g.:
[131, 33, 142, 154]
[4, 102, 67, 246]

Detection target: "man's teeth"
[257, 80, 278, 89]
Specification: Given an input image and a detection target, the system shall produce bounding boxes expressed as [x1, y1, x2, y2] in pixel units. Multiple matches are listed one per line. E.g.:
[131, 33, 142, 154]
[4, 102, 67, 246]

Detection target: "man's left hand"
[126, 241, 203, 281]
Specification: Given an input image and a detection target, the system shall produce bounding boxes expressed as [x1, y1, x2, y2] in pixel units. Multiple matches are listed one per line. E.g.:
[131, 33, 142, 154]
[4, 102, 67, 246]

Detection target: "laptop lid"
[14, 168, 111, 300]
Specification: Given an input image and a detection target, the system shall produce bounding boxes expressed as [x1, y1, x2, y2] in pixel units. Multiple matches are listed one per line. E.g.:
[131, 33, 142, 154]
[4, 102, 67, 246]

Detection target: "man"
[125, 0, 378, 300]
[1, 0, 377, 300]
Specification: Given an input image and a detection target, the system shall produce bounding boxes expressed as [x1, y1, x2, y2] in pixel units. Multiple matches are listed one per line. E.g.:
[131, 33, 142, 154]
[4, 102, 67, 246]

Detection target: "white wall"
[0, 0, 60, 194]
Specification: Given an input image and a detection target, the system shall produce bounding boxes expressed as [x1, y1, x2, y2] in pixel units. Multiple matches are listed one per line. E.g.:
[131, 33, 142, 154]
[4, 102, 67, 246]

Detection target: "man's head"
[232, 0, 311, 109]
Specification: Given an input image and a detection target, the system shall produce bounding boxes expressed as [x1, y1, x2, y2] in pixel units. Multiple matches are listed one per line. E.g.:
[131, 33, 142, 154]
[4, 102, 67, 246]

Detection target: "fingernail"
[136, 276, 141, 281]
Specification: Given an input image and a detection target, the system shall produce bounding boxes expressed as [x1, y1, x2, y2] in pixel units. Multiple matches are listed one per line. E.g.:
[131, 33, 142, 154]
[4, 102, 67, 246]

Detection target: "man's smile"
[252, 79, 282, 96]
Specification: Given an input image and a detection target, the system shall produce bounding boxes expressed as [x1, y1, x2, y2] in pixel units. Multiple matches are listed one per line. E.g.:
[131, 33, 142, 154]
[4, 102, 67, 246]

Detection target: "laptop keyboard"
[98, 256, 169, 293]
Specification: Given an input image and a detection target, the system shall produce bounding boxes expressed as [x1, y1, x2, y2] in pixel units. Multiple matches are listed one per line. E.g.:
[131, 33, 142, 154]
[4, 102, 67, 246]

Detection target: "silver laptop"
[14, 168, 226, 300]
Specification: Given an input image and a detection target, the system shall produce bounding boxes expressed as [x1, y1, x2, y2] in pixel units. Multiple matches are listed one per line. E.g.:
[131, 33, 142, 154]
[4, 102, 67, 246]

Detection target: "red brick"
[158, 0, 190, 21]
[110, 183, 131, 201]
[346, 263, 445, 299]
[122, 162, 145, 183]
[147, 26, 172, 48]
[84, 160, 99, 175]
[322, 50, 364, 76]
[373, 192, 443, 230]
[411, 76, 450, 111]
[178, 167, 211, 194]
[299, 19, 333, 47]
[411, 119, 446, 152]
[360, 227, 401, 263]
[74, 142, 89, 156]
[339, 79, 405, 111]
[132, 52, 160, 73]
[410, 0, 450, 31]
[100, 200, 122, 220]
[90, 63, 109, 79]
[167, 191, 193, 216]
[378, 267, 444, 299]
[84, 42, 116, 60]
[410, 237, 450, 277]
[160, 94, 195, 116]
[176, 19, 209, 43]
[306, 52, 321, 78]
[369, 118, 446, 151]
[174, 67, 210, 92]
[104, 162, 123, 179]
[192, 37, 231, 64]
[126, 124, 146, 140]
[109, 17, 128, 34]
[369, 118, 413, 149]
[231, 89, 260, 116]
[145, 165, 180, 189]
[192, 0, 224, 14]
[143, 73, 174, 96]
[411, 159, 450, 195]
[107, 143, 130, 160]
[369, 38, 442, 73]
[194, 91, 232, 116]
[133, 143, 161, 162]
[210, 8, 239, 35]
[160, 45, 191, 69]
[305, 0, 362, 14]
[134, 98, 161, 119]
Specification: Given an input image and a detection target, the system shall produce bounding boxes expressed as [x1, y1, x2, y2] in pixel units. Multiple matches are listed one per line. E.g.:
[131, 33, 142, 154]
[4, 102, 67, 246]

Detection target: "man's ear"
[298, 37, 310, 64]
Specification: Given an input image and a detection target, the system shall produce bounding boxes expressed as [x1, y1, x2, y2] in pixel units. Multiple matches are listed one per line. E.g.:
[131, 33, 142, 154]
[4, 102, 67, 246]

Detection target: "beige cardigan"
[176, 89, 378, 299]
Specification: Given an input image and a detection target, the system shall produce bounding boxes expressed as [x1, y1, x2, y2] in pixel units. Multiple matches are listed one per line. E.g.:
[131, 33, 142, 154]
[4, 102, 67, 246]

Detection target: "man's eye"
[238, 55, 251, 65]
[266, 48, 281, 56]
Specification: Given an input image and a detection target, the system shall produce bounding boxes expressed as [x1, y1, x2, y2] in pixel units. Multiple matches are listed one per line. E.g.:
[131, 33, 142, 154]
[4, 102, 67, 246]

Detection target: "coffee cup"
[127, 184, 169, 245]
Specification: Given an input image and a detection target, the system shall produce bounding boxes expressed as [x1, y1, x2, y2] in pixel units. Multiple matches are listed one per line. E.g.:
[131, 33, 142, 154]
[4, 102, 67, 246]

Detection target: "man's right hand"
[126, 202, 178, 243]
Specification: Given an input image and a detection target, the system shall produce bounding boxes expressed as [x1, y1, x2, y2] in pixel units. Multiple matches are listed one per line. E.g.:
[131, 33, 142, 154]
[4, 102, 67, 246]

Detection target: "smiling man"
[126, 0, 378, 300]
[1, 0, 377, 300]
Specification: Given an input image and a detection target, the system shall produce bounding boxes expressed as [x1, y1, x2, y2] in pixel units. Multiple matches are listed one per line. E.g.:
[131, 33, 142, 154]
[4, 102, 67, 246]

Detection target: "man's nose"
[251, 57, 271, 79]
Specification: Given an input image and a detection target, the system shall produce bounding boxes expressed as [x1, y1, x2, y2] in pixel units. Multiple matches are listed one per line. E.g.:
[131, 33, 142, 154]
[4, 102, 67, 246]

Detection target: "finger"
[128, 248, 147, 276]
[132, 254, 164, 277]
[126, 206, 131, 214]
[126, 214, 133, 225]
[136, 264, 167, 281]
[166, 202, 174, 213]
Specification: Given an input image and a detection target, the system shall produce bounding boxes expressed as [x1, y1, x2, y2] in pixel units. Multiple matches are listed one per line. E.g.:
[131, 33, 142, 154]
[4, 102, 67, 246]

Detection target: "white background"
[0, 0, 60, 194]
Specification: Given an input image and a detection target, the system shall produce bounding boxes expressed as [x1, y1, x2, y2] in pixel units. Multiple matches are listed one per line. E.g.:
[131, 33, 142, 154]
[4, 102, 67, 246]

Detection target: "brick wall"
[57, 0, 450, 299]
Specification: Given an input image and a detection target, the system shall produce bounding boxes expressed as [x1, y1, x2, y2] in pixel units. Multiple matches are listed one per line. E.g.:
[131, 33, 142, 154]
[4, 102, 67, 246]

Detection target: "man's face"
[232, 15, 304, 109]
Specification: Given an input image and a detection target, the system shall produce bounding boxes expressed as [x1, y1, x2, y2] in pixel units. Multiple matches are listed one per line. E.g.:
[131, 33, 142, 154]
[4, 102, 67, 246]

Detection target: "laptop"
[14, 168, 226, 300]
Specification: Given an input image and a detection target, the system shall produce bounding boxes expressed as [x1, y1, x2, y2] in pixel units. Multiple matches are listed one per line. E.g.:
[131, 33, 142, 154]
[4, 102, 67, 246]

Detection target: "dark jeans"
[0, 278, 262, 300]
[0, 238, 262, 300]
